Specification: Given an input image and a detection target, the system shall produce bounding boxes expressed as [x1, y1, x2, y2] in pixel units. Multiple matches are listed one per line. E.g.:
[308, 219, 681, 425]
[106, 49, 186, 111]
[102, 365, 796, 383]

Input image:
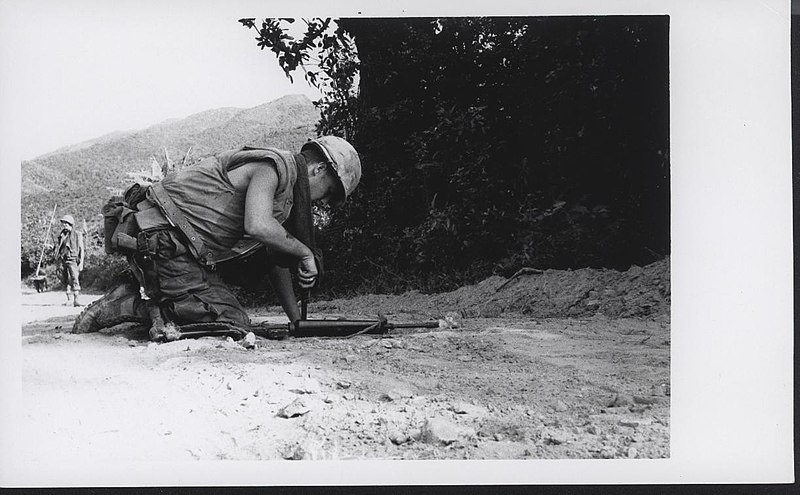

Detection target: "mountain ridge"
[20, 94, 321, 263]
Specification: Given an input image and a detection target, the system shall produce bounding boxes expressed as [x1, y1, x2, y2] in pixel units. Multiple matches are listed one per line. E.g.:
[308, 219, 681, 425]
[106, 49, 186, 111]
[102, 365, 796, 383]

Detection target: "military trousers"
[60, 259, 81, 292]
[131, 228, 250, 327]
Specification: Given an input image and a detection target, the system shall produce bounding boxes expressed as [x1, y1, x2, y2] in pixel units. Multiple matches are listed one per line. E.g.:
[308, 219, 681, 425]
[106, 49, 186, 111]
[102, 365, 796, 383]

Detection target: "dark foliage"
[243, 16, 670, 295]
[78, 253, 132, 292]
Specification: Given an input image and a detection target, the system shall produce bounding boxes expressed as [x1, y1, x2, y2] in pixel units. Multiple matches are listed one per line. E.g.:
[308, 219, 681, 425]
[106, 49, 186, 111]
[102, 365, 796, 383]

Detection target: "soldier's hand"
[78, 263, 84, 272]
[297, 254, 318, 289]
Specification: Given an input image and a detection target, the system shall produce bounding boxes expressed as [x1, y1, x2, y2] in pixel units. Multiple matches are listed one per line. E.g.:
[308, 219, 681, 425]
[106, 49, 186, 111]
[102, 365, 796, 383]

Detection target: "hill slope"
[20, 94, 321, 270]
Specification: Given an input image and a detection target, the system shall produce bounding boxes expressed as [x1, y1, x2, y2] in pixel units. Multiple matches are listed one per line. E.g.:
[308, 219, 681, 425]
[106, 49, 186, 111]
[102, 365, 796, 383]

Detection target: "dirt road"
[19, 267, 670, 461]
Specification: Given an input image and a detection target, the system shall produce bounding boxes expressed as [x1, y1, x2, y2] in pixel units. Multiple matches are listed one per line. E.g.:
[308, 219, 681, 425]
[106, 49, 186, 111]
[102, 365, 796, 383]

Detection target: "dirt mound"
[318, 257, 670, 320]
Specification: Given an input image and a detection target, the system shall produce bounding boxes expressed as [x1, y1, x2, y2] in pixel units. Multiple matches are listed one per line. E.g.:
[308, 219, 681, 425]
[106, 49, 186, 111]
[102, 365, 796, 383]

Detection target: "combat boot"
[64, 291, 72, 306]
[73, 291, 82, 307]
[72, 282, 150, 333]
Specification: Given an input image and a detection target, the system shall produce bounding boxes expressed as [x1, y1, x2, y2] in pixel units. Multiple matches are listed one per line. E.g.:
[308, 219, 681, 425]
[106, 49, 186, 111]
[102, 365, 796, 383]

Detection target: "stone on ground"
[420, 418, 474, 445]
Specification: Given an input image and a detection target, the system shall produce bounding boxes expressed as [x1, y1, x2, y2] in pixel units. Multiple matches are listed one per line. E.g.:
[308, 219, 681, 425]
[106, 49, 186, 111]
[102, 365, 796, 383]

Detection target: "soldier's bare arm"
[241, 163, 317, 288]
[266, 264, 301, 322]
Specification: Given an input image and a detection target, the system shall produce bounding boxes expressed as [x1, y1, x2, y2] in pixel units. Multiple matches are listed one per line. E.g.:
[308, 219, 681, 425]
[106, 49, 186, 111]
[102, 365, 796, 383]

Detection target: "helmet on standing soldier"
[60, 215, 75, 226]
[301, 136, 362, 206]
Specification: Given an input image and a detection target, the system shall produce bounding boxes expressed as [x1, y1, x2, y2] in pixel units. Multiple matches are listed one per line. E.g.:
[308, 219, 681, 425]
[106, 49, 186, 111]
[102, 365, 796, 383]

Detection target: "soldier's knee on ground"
[72, 282, 149, 334]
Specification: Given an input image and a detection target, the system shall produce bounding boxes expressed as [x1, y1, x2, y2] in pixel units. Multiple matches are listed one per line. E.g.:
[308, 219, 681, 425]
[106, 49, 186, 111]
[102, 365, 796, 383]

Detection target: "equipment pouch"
[102, 184, 159, 255]
[101, 196, 123, 254]
[102, 196, 139, 255]
[123, 183, 148, 208]
[134, 203, 170, 231]
[112, 209, 139, 253]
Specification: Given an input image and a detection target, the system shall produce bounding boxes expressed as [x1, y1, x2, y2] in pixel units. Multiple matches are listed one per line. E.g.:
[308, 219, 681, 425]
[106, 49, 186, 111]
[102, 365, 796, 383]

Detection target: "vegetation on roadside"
[240, 16, 670, 296]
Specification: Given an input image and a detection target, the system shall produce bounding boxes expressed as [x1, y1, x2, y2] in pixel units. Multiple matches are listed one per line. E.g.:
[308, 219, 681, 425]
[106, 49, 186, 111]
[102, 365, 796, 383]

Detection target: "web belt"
[148, 181, 215, 267]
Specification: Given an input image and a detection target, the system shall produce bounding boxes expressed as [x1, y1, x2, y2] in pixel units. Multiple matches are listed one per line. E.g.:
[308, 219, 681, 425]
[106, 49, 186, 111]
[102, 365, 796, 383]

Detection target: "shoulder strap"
[56, 230, 68, 254]
[284, 152, 313, 250]
[148, 181, 215, 267]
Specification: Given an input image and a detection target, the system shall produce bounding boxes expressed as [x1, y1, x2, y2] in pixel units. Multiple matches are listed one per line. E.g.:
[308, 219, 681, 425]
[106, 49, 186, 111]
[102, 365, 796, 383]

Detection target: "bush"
[78, 253, 132, 292]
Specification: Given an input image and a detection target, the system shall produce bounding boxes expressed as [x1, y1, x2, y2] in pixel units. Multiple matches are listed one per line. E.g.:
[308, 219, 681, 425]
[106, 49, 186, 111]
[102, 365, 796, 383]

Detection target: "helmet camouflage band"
[302, 136, 362, 206]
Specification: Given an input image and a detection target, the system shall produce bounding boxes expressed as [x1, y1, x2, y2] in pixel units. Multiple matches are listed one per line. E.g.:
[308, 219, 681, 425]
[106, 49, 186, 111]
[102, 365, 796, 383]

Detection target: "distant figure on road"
[54, 214, 84, 306]
[74, 136, 362, 340]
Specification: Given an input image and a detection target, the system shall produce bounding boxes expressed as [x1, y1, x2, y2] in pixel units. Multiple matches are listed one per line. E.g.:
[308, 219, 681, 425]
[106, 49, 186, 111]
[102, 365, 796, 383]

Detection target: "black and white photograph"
[1, 0, 793, 487]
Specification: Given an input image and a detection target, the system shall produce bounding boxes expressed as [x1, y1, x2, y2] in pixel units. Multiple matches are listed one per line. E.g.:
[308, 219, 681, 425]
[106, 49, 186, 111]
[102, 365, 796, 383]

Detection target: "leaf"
[238, 18, 256, 29]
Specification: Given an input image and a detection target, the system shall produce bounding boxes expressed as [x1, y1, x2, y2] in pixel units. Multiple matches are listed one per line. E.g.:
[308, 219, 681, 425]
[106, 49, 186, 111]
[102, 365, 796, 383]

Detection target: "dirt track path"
[19, 289, 670, 461]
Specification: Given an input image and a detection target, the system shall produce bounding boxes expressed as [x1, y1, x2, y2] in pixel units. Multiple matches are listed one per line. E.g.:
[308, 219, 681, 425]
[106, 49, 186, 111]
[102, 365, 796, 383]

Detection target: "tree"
[241, 16, 670, 294]
[239, 17, 360, 138]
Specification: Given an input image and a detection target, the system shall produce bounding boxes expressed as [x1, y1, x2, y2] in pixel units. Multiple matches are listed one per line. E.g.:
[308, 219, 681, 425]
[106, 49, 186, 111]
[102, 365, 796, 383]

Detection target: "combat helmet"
[302, 136, 362, 206]
[60, 214, 75, 226]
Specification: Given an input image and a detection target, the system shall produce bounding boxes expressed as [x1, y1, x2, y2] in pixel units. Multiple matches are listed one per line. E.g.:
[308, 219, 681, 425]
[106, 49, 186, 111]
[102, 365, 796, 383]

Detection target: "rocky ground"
[18, 258, 670, 461]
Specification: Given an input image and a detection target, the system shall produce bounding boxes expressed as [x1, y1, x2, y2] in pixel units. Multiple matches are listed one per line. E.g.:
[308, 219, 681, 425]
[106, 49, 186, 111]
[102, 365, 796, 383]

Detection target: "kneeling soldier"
[74, 136, 361, 340]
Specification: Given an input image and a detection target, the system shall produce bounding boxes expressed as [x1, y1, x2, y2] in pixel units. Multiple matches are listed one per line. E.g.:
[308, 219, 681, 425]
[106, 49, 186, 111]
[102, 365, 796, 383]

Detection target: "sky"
[0, 0, 324, 161]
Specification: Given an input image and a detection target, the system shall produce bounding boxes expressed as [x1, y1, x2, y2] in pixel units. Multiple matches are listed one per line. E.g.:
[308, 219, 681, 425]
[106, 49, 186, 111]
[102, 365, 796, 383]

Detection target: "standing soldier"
[54, 214, 85, 306]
